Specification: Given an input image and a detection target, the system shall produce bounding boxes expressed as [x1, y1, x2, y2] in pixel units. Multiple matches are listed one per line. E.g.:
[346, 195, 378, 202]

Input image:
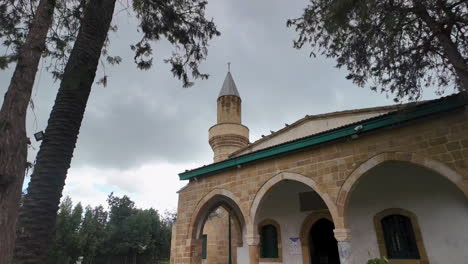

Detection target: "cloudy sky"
[0, 0, 446, 212]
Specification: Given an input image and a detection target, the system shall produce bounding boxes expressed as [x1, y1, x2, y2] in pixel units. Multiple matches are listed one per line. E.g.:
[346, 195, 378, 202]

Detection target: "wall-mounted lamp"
[34, 131, 44, 141]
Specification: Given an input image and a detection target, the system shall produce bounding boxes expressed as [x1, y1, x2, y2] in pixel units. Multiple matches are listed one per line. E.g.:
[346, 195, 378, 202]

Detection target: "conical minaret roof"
[218, 72, 240, 98]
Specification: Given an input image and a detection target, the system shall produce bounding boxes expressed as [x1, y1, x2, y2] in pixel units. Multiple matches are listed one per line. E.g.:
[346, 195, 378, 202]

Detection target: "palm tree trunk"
[13, 0, 117, 263]
[0, 0, 55, 263]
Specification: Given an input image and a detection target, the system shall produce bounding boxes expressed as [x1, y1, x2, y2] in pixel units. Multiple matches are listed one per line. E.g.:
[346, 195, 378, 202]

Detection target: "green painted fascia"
[179, 95, 468, 180]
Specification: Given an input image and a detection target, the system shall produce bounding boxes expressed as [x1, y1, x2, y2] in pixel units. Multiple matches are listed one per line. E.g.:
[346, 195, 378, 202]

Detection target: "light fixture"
[34, 131, 44, 141]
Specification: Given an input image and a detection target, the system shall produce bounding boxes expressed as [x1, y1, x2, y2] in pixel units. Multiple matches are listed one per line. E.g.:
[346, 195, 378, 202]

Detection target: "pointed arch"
[188, 188, 247, 240]
[337, 151, 468, 228]
[249, 171, 340, 234]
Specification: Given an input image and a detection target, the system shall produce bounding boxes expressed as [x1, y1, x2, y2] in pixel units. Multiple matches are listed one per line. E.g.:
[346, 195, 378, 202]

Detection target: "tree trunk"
[415, 2, 468, 91]
[430, 30, 468, 91]
[13, 0, 117, 263]
[0, 0, 55, 263]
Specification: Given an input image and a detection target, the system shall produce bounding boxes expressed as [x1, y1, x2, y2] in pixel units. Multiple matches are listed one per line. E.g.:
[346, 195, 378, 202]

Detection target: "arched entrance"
[337, 152, 468, 227]
[249, 172, 339, 264]
[309, 218, 340, 264]
[345, 160, 468, 264]
[300, 212, 339, 264]
[188, 189, 247, 264]
[250, 172, 339, 228]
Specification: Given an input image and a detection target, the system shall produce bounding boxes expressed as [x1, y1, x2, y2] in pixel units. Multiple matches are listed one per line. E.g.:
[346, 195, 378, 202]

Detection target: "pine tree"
[288, 0, 468, 100]
[0, 1, 56, 261]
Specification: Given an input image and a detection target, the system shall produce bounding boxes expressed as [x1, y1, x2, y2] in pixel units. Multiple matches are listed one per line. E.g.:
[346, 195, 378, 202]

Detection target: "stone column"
[246, 235, 259, 264]
[170, 225, 177, 264]
[189, 238, 203, 264]
[334, 228, 352, 264]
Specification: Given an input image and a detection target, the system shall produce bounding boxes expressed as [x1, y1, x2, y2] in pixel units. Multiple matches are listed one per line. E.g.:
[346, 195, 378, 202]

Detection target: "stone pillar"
[169, 225, 177, 264]
[334, 228, 352, 264]
[189, 238, 203, 264]
[246, 236, 259, 264]
[249, 245, 259, 264]
[337, 241, 351, 264]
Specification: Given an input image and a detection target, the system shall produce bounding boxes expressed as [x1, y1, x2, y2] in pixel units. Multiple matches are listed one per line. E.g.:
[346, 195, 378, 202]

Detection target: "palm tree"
[13, 0, 219, 262]
[13, 0, 117, 263]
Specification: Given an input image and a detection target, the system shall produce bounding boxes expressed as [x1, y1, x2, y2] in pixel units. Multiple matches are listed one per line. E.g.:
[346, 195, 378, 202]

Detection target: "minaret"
[209, 67, 249, 162]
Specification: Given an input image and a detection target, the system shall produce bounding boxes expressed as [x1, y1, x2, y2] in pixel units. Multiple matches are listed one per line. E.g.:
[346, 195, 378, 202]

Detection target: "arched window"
[260, 224, 278, 258]
[258, 220, 282, 261]
[374, 209, 429, 263]
[381, 215, 420, 259]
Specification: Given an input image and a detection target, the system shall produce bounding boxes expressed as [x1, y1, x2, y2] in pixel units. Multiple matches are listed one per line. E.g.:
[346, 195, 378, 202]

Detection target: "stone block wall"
[201, 207, 241, 264]
[171, 107, 468, 264]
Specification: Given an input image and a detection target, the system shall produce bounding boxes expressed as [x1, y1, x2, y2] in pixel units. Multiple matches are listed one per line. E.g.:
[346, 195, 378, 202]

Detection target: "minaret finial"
[228, 62, 231, 72]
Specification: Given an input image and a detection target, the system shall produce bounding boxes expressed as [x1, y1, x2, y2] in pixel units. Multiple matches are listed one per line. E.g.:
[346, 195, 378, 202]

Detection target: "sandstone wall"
[171, 107, 468, 264]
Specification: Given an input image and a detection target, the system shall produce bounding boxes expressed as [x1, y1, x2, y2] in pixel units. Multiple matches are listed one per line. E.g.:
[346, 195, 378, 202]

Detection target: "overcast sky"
[0, 0, 446, 212]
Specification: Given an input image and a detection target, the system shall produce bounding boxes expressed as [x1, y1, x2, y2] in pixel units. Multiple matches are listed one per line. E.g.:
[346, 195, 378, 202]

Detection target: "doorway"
[309, 218, 340, 264]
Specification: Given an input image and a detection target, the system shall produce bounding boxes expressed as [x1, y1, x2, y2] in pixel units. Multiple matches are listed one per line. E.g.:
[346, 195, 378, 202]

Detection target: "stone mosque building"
[170, 71, 468, 264]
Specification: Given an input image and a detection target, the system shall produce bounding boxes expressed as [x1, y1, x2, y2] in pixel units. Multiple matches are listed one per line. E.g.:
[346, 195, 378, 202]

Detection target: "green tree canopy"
[79, 205, 108, 264]
[0, 0, 85, 72]
[288, 0, 468, 101]
[48, 197, 83, 264]
[47, 195, 174, 264]
[1, 0, 220, 84]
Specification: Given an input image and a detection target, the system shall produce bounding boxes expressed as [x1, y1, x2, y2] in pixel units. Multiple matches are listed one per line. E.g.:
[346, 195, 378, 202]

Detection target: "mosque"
[170, 71, 468, 264]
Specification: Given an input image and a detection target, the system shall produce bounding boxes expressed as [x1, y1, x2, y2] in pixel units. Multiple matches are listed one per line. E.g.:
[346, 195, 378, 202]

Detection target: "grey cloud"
[2, 0, 438, 171]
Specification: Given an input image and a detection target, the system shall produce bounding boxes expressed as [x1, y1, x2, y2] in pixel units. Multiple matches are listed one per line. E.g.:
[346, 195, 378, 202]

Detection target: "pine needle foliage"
[131, 0, 220, 87]
[288, 0, 468, 101]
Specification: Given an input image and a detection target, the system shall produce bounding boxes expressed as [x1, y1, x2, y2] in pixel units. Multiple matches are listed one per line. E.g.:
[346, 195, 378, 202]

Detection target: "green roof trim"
[179, 94, 468, 180]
